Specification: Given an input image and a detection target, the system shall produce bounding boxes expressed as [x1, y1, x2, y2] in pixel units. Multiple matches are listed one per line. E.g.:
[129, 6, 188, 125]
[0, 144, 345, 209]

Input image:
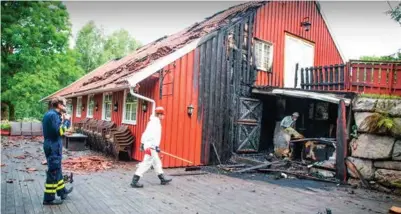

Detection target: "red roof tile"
[46, 1, 265, 99]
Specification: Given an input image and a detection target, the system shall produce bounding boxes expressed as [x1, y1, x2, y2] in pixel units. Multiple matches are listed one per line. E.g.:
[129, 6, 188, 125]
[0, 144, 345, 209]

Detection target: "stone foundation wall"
[350, 97, 401, 194]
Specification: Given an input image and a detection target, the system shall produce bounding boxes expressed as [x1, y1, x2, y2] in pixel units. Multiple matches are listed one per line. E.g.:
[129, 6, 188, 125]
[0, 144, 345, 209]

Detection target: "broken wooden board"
[169, 172, 208, 176]
[345, 158, 369, 188]
[230, 154, 266, 166]
[233, 162, 273, 173]
[217, 164, 247, 171]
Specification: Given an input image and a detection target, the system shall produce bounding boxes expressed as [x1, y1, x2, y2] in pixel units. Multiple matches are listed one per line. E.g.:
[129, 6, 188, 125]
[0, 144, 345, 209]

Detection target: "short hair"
[50, 97, 66, 108]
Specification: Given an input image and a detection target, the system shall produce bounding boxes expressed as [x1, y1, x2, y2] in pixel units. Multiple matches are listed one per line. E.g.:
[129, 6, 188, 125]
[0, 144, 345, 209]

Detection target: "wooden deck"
[1, 137, 401, 214]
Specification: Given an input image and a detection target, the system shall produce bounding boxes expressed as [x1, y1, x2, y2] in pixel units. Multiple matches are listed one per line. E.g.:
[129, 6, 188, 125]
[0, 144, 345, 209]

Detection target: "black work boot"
[61, 187, 73, 200]
[130, 175, 143, 188]
[158, 174, 172, 185]
[43, 199, 63, 205]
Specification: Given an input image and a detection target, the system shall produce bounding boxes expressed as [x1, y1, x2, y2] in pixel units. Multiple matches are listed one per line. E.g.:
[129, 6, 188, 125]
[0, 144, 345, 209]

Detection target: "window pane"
[124, 93, 137, 122]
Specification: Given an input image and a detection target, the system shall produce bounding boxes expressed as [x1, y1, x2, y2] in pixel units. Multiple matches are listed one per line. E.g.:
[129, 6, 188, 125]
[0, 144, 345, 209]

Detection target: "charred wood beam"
[336, 99, 348, 184]
[305, 67, 310, 90]
[294, 63, 299, 88]
[301, 68, 305, 89]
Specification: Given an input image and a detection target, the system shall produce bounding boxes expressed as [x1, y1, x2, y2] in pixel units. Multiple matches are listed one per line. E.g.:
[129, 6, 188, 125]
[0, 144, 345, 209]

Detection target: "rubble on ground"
[222, 153, 338, 183]
[62, 155, 134, 173]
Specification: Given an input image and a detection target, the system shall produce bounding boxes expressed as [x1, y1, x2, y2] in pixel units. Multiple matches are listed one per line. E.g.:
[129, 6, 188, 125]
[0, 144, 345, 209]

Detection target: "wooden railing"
[295, 60, 401, 95]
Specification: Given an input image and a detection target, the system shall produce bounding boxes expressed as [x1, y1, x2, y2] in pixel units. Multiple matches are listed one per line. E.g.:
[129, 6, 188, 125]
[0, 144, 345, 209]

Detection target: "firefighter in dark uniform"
[42, 97, 73, 205]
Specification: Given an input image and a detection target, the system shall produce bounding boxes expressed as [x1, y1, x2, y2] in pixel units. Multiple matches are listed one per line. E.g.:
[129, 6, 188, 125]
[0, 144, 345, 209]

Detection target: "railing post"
[294, 63, 299, 88]
[389, 63, 395, 95]
[345, 62, 350, 91]
[301, 68, 305, 89]
[305, 67, 310, 90]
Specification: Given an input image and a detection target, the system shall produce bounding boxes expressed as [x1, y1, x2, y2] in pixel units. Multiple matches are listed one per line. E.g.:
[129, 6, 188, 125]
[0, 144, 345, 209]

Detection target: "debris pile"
[223, 153, 338, 184]
[62, 155, 135, 173]
[62, 156, 113, 173]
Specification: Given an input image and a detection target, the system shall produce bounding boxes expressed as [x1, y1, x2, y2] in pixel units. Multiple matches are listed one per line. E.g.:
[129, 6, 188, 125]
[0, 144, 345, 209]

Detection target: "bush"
[361, 113, 401, 136]
[1, 120, 11, 130]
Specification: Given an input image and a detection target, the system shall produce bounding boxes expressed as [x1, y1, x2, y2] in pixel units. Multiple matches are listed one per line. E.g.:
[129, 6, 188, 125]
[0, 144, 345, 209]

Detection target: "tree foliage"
[75, 22, 141, 73]
[102, 29, 141, 62]
[360, 50, 401, 61]
[387, 2, 401, 25]
[1, 2, 141, 120]
[75, 21, 105, 73]
[1, 1, 83, 120]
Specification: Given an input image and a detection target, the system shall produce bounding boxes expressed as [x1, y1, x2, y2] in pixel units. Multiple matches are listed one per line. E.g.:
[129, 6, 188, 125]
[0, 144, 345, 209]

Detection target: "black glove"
[155, 146, 160, 153]
[140, 144, 144, 152]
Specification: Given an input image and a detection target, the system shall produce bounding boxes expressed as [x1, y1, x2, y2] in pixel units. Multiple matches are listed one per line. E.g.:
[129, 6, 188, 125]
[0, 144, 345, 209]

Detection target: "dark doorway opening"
[258, 95, 338, 159]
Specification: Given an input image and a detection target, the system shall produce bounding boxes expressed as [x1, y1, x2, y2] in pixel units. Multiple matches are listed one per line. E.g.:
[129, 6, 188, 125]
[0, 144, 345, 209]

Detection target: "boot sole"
[161, 181, 172, 185]
[130, 184, 144, 188]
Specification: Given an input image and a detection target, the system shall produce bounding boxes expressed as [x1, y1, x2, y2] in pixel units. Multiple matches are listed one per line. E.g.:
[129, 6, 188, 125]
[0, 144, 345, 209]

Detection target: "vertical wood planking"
[253, 1, 344, 87]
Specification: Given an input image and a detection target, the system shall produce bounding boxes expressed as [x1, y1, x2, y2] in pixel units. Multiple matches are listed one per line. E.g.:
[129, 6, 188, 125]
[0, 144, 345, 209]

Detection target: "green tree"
[8, 51, 83, 119]
[387, 2, 401, 25]
[75, 22, 141, 73]
[101, 29, 141, 62]
[75, 21, 105, 73]
[1, 1, 83, 120]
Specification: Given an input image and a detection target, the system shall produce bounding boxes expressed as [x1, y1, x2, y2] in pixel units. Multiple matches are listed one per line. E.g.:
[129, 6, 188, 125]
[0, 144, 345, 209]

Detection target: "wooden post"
[389, 63, 395, 95]
[294, 63, 299, 88]
[305, 67, 310, 90]
[301, 68, 305, 89]
[336, 99, 348, 183]
[324, 66, 329, 91]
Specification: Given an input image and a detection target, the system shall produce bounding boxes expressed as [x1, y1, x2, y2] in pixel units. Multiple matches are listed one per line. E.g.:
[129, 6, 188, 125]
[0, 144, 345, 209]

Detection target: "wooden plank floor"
[1, 137, 401, 214]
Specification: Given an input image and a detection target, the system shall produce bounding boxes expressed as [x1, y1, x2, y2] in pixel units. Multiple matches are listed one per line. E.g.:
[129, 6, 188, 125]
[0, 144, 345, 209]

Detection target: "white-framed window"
[76, 97, 82, 117]
[87, 94, 95, 118]
[254, 38, 273, 72]
[122, 90, 138, 125]
[102, 93, 113, 121]
[66, 99, 73, 115]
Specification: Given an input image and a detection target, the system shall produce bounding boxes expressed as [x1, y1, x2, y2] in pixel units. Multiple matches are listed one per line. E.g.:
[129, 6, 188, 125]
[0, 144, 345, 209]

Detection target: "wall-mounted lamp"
[113, 102, 118, 112]
[142, 101, 148, 113]
[301, 17, 311, 32]
[95, 103, 99, 111]
[187, 104, 194, 116]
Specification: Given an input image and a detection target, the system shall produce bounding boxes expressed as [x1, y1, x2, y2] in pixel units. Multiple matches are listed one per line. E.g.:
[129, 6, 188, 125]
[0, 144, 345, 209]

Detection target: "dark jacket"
[42, 109, 70, 142]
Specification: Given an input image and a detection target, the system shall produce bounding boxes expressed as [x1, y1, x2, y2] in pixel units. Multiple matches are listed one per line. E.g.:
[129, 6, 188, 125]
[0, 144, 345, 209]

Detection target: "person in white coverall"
[130, 106, 172, 188]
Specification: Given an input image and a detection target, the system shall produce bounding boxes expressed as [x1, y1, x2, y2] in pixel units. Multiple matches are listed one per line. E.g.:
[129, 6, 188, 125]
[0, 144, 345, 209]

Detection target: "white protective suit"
[141, 115, 162, 149]
[135, 115, 164, 177]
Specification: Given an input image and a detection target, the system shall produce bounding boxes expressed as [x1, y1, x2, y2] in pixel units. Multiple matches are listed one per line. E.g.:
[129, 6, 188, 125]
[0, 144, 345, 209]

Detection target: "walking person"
[42, 97, 73, 205]
[130, 106, 172, 188]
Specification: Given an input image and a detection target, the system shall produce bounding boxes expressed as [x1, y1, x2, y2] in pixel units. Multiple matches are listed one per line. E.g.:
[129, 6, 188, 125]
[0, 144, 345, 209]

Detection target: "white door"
[284, 34, 315, 88]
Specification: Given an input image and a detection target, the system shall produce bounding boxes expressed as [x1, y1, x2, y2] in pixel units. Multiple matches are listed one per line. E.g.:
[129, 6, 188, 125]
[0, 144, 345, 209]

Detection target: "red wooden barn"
[43, 1, 376, 169]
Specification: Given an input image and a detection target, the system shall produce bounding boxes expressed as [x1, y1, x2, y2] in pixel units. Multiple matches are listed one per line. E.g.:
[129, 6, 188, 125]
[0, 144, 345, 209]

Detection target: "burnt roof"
[44, 1, 266, 100]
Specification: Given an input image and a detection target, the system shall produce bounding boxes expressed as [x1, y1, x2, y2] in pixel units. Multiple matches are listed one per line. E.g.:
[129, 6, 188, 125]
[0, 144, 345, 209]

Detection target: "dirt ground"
[1, 136, 401, 214]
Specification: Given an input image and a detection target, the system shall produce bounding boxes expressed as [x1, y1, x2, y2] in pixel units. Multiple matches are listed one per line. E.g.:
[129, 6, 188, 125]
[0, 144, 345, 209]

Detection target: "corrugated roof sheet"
[46, 1, 265, 99]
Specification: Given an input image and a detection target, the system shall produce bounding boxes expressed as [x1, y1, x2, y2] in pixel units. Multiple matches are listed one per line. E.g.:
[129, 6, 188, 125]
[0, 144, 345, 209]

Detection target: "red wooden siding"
[254, 1, 343, 87]
[79, 50, 203, 168]
[71, 97, 77, 124]
[93, 94, 103, 120]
